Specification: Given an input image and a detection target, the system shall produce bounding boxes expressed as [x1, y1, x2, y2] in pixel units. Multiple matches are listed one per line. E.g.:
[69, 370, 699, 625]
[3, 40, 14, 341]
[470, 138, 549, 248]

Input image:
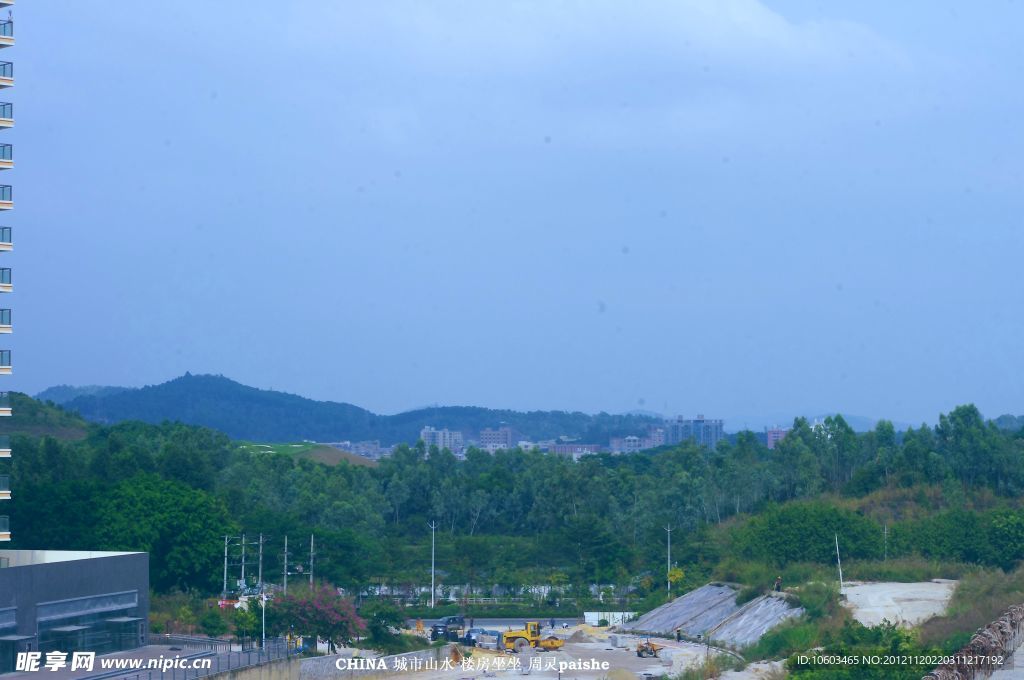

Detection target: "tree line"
[6, 400, 1024, 597]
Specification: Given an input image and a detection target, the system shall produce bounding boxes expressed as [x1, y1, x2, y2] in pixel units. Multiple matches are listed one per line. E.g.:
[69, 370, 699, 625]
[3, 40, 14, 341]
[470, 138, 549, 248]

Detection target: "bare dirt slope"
[841, 580, 956, 627]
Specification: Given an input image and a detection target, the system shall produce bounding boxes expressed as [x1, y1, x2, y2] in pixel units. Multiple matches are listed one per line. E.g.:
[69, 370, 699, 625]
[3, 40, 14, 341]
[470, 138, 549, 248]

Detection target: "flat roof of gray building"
[0, 549, 144, 568]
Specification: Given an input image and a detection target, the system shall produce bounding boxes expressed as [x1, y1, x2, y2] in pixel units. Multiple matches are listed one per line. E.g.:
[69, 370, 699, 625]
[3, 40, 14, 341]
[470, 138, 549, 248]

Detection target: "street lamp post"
[428, 521, 438, 608]
[261, 591, 267, 650]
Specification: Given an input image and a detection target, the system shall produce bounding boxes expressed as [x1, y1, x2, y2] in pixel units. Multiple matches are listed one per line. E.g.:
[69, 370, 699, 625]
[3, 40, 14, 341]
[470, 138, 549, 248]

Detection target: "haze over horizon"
[13, 2, 1024, 425]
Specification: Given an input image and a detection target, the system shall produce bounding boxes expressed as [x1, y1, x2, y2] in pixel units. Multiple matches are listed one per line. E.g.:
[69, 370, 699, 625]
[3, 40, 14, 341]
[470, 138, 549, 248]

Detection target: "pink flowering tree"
[268, 584, 366, 652]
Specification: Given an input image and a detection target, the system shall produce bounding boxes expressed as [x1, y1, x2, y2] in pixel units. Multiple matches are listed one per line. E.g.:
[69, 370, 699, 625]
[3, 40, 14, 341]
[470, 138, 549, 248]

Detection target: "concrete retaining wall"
[621, 584, 803, 649]
[210, 657, 300, 680]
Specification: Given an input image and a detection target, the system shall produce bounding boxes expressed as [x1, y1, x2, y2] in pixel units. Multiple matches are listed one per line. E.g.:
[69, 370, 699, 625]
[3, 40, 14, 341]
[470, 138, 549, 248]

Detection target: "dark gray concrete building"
[0, 550, 150, 673]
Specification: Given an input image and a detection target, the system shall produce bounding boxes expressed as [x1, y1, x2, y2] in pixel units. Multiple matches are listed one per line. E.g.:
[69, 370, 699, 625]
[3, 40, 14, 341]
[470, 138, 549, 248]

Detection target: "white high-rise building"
[420, 426, 465, 454]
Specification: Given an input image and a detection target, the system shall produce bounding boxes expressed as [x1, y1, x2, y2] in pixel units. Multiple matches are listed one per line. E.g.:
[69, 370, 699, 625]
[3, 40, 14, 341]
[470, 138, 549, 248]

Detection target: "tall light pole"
[259, 534, 265, 649]
[428, 521, 438, 609]
[222, 536, 230, 600]
[664, 525, 673, 599]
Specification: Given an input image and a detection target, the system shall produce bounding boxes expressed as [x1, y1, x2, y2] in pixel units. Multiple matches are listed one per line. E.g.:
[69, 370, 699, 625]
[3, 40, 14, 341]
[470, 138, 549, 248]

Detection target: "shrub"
[731, 503, 882, 566]
[789, 582, 839, 621]
[919, 566, 1024, 648]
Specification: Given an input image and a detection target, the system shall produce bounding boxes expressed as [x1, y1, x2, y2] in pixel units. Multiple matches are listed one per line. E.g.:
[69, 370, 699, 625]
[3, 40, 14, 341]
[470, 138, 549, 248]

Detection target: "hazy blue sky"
[12, 1, 1024, 426]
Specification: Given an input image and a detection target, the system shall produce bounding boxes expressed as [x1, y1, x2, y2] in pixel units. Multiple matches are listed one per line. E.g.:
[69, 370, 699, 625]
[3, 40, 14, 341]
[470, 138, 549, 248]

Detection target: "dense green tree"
[93, 474, 237, 591]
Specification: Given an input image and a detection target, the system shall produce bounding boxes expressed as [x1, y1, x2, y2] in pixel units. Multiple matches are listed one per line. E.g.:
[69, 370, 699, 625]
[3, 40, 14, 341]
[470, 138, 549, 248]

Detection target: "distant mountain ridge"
[36, 384, 133, 404]
[48, 373, 661, 444]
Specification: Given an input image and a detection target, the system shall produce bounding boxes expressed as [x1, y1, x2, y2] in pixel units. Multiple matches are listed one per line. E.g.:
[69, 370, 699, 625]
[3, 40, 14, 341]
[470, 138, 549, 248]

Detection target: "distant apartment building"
[646, 427, 666, 448]
[609, 435, 642, 454]
[766, 427, 789, 450]
[665, 415, 725, 450]
[609, 426, 667, 454]
[329, 440, 388, 459]
[420, 426, 464, 454]
[479, 426, 515, 451]
[551, 443, 603, 460]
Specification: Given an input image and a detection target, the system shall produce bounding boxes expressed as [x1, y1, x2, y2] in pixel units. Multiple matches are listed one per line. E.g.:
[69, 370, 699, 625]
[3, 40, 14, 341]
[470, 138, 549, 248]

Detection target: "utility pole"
[428, 521, 438, 608]
[222, 536, 230, 600]
[664, 525, 673, 599]
[261, 589, 267, 650]
[241, 532, 247, 588]
[283, 535, 289, 595]
[883, 524, 888, 562]
[309, 534, 315, 587]
[259, 533, 266, 649]
[835, 533, 844, 592]
[258, 534, 264, 592]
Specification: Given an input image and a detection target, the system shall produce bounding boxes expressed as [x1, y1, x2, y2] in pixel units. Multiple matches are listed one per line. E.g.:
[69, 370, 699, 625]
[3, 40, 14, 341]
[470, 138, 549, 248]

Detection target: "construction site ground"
[840, 580, 956, 627]
[393, 625, 782, 680]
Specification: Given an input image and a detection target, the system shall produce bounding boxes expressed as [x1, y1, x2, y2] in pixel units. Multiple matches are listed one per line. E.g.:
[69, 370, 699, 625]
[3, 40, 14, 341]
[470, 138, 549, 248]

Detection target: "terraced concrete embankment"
[622, 583, 803, 648]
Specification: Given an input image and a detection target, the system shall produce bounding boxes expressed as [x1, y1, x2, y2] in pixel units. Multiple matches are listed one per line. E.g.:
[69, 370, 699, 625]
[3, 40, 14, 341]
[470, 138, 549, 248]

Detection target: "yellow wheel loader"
[500, 621, 565, 652]
[636, 639, 664, 658]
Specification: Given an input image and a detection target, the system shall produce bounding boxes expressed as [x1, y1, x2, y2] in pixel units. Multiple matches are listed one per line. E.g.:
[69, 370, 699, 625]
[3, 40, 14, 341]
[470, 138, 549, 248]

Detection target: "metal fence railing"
[0, 22, 13, 38]
[0, 350, 10, 367]
[0, 434, 9, 448]
[0, 268, 9, 284]
[0, 516, 8, 532]
[0, 227, 10, 243]
[0, 186, 10, 202]
[0, 62, 10, 78]
[0, 103, 11, 120]
[0, 309, 9, 326]
[105, 638, 292, 680]
[0, 144, 10, 161]
[0, 392, 10, 408]
[153, 635, 233, 654]
[0, 475, 8, 491]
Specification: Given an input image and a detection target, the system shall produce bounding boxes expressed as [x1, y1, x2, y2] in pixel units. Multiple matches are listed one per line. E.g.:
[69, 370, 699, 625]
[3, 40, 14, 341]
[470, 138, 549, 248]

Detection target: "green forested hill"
[49, 373, 660, 443]
[0, 392, 89, 439]
[6, 397, 1024, 598]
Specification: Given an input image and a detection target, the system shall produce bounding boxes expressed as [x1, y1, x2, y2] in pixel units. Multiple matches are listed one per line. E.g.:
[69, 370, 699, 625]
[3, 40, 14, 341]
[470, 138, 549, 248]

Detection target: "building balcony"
[0, 434, 8, 457]
[0, 391, 9, 416]
[0, 515, 8, 541]
[0, 268, 9, 293]
[0, 21, 12, 49]
[0, 143, 11, 170]
[0, 185, 10, 210]
[0, 103, 10, 130]
[0, 226, 9, 251]
[0, 308, 9, 333]
[0, 350, 10, 375]
[0, 475, 8, 500]
[0, 62, 11, 90]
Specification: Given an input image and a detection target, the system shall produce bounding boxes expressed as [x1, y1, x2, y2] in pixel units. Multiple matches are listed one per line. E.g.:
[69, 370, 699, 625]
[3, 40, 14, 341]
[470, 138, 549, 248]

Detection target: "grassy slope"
[0, 392, 88, 440]
[237, 441, 377, 468]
